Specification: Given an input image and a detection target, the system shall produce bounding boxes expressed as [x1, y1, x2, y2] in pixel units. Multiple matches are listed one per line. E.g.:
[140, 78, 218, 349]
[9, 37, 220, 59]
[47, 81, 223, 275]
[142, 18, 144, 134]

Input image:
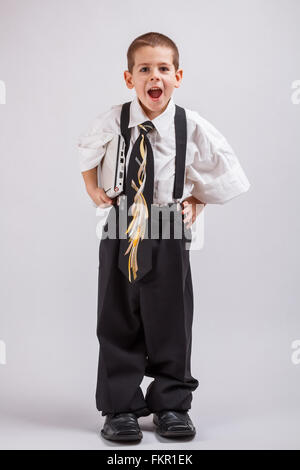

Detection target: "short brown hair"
[127, 32, 179, 74]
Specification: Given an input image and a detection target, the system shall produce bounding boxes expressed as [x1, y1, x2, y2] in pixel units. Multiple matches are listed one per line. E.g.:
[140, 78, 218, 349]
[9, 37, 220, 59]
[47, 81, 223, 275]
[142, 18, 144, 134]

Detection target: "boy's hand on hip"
[181, 196, 206, 229]
[88, 187, 116, 208]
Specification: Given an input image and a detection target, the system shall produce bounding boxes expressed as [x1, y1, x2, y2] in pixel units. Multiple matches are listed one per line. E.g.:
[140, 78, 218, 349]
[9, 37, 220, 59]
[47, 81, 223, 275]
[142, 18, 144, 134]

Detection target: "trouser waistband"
[116, 194, 182, 210]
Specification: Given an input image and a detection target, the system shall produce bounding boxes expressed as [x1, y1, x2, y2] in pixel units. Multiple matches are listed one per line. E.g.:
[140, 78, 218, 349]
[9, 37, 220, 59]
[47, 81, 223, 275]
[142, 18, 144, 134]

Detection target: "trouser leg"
[95, 220, 151, 418]
[139, 218, 199, 413]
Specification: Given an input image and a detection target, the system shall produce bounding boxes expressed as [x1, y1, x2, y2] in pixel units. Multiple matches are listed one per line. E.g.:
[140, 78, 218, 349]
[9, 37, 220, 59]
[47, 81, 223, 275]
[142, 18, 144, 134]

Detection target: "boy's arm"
[185, 111, 251, 206]
[81, 167, 114, 208]
[77, 106, 120, 207]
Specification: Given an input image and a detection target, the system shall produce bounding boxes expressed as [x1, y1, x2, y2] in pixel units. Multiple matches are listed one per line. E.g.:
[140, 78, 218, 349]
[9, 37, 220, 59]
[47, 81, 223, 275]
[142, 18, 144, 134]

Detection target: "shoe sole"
[156, 428, 196, 438]
[101, 429, 143, 442]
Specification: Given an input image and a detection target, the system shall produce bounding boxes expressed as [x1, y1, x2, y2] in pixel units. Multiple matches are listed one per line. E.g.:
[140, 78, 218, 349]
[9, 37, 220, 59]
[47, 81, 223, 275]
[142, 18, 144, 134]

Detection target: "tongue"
[149, 89, 162, 98]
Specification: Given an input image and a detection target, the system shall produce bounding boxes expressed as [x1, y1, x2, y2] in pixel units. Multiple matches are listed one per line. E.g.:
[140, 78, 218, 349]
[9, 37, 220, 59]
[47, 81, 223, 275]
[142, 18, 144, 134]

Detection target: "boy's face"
[124, 46, 183, 120]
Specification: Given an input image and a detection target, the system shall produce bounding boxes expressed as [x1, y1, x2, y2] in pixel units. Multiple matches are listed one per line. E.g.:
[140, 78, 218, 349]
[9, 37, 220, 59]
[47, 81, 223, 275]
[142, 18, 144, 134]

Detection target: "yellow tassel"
[123, 133, 150, 282]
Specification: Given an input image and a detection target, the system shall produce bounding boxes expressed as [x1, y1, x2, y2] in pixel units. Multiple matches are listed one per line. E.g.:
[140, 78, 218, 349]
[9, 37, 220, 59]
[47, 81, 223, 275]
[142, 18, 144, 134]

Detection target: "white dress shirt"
[77, 95, 250, 205]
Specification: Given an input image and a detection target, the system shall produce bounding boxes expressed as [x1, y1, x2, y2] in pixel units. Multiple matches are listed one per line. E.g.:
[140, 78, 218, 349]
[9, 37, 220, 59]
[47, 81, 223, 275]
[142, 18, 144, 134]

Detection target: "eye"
[139, 66, 169, 72]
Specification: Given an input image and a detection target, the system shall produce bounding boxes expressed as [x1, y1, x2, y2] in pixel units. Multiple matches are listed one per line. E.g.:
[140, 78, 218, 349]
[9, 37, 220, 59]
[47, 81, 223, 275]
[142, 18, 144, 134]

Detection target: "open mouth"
[147, 87, 163, 100]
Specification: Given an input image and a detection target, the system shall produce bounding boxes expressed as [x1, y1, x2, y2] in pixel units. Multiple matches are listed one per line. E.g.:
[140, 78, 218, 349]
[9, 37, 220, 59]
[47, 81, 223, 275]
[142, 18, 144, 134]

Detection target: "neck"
[138, 97, 170, 120]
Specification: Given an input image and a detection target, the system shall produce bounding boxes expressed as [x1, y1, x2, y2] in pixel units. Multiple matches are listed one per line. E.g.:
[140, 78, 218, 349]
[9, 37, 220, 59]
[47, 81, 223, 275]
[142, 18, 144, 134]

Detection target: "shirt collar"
[128, 95, 175, 138]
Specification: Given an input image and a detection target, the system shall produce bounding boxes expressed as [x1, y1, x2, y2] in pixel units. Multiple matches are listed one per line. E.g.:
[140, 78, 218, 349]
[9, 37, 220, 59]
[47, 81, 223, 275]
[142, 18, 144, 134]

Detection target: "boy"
[77, 32, 250, 442]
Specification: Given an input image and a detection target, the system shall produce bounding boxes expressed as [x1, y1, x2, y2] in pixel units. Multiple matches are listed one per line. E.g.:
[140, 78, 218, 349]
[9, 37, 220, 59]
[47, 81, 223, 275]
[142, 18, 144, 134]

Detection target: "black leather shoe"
[101, 412, 143, 442]
[153, 410, 196, 438]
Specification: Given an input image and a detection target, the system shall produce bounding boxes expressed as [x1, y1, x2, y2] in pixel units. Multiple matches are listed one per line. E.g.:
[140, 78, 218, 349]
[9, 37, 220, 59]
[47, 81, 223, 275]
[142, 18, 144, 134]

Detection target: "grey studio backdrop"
[0, 0, 299, 450]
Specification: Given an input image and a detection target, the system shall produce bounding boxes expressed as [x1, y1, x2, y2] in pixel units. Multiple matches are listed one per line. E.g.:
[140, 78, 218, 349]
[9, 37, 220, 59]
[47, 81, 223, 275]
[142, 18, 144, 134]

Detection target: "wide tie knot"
[138, 121, 155, 136]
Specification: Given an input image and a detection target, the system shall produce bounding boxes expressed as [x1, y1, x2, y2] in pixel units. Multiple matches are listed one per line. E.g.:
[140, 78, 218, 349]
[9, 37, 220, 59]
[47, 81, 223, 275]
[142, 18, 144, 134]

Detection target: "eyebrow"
[137, 62, 171, 66]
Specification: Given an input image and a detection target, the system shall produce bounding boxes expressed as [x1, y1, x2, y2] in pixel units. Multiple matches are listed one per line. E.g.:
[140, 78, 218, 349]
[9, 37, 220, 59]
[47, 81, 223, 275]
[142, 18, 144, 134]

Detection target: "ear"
[174, 68, 183, 89]
[124, 70, 135, 90]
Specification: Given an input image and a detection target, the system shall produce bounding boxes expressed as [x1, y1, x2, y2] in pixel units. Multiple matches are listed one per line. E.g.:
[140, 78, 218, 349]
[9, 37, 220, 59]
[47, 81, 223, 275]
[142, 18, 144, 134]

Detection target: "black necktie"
[118, 120, 155, 283]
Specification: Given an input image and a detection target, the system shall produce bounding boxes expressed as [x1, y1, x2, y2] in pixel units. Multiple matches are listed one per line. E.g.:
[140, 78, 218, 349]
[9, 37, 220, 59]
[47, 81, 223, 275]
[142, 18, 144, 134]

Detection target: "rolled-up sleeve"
[186, 112, 251, 204]
[77, 108, 116, 172]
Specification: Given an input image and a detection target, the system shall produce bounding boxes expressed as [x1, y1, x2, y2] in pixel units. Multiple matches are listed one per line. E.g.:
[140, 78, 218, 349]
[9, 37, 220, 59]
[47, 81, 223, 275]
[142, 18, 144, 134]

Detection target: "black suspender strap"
[173, 104, 187, 200]
[120, 101, 131, 156]
[120, 101, 187, 201]
[120, 101, 131, 194]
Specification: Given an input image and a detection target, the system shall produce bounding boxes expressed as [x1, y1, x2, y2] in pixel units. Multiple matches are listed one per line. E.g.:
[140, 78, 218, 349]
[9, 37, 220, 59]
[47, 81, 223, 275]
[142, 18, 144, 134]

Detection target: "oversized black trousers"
[96, 204, 199, 418]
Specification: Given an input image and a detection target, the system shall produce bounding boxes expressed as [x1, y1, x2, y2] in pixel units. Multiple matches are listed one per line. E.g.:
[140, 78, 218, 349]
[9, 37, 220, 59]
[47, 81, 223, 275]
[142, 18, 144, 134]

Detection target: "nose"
[150, 68, 160, 81]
